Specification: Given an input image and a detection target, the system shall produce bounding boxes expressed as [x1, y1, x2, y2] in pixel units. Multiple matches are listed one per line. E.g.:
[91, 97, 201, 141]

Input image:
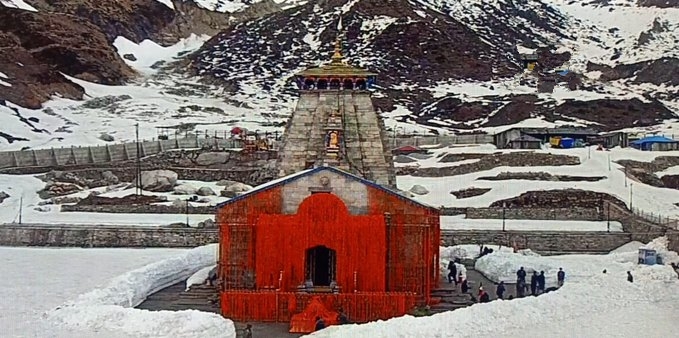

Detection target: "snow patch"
[0, 0, 37, 11]
[113, 34, 210, 74]
[48, 244, 235, 337]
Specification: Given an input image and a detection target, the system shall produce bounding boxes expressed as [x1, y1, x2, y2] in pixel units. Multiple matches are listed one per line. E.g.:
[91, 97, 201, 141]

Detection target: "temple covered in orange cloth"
[216, 167, 440, 333]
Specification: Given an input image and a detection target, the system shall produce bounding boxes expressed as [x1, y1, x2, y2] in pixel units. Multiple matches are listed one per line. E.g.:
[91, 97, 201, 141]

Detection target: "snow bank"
[305, 239, 679, 338]
[609, 241, 645, 254]
[186, 265, 216, 291]
[49, 244, 235, 338]
[475, 237, 679, 287]
[439, 244, 512, 261]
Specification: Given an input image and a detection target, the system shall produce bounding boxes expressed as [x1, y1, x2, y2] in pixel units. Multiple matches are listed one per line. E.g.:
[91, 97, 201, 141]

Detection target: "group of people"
[314, 309, 350, 332]
[514, 267, 565, 297]
[447, 260, 470, 293]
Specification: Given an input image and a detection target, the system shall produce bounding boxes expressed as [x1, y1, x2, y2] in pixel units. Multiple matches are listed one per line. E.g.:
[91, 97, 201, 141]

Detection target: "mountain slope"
[192, 0, 679, 133]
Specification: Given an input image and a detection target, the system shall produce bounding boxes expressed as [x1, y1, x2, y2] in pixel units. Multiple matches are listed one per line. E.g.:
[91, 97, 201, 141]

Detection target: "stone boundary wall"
[605, 201, 672, 242]
[61, 204, 216, 214]
[465, 207, 601, 221]
[0, 134, 495, 170]
[0, 136, 245, 169]
[441, 230, 632, 253]
[386, 134, 493, 148]
[0, 225, 631, 252]
[0, 225, 217, 247]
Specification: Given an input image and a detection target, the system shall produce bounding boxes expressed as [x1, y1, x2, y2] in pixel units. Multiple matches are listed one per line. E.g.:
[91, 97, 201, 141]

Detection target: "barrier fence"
[630, 207, 679, 231]
[0, 132, 494, 169]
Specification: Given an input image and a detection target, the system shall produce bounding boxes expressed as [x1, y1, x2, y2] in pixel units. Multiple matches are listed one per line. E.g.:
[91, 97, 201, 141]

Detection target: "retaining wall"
[466, 207, 601, 221]
[0, 225, 218, 247]
[441, 230, 632, 253]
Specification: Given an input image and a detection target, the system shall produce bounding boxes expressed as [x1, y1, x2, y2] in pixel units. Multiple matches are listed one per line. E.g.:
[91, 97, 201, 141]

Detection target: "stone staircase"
[136, 281, 219, 313]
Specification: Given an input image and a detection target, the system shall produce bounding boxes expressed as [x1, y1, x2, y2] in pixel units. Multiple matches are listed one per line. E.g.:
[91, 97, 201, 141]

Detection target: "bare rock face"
[195, 152, 230, 166]
[0, 8, 135, 108]
[139, 170, 178, 192]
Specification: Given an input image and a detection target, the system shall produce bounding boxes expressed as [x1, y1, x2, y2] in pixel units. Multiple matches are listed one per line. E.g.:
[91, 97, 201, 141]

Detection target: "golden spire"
[331, 36, 343, 63]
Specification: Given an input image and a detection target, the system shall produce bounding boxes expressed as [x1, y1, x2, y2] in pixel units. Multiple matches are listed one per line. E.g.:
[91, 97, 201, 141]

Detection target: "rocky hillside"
[0, 0, 291, 108]
[192, 0, 679, 133]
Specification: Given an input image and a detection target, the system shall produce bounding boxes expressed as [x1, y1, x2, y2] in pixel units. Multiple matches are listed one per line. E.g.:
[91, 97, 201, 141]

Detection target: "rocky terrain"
[191, 0, 679, 133]
[0, 0, 289, 108]
[0, 0, 678, 147]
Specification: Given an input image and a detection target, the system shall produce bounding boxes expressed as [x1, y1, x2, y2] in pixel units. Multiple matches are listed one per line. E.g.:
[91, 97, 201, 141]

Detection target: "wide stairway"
[136, 281, 219, 313]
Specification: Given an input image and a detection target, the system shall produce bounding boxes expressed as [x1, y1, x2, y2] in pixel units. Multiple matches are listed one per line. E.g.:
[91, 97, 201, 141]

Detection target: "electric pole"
[135, 123, 141, 196]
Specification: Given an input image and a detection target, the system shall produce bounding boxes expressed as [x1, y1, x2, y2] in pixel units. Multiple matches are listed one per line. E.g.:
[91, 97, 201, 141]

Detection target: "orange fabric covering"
[255, 193, 386, 291]
[220, 291, 416, 326]
[289, 296, 338, 333]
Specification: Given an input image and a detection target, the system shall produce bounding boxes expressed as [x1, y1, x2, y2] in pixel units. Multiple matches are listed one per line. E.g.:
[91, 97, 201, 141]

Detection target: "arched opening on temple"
[305, 245, 336, 286]
[343, 79, 354, 90]
[355, 79, 367, 90]
[329, 78, 341, 90]
[304, 78, 316, 90]
[317, 79, 328, 90]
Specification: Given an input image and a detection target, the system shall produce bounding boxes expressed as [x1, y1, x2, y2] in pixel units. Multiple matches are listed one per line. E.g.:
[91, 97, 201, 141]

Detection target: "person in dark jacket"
[516, 267, 527, 284]
[537, 271, 546, 294]
[315, 317, 325, 331]
[516, 280, 525, 297]
[557, 268, 566, 287]
[448, 261, 457, 284]
[243, 324, 253, 338]
[496, 281, 506, 299]
[461, 278, 469, 293]
[627, 271, 634, 283]
[530, 271, 538, 296]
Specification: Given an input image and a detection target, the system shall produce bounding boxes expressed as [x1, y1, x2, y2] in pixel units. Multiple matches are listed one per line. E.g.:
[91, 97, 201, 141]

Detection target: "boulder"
[38, 182, 85, 199]
[195, 152, 230, 166]
[99, 133, 114, 142]
[166, 222, 189, 228]
[34, 206, 51, 212]
[173, 184, 198, 195]
[123, 53, 137, 61]
[196, 186, 216, 196]
[102, 171, 119, 185]
[409, 184, 430, 195]
[203, 218, 216, 228]
[51, 196, 82, 204]
[0, 191, 9, 204]
[224, 182, 253, 193]
[139, 170, 178, 192]
[171, 199, 186, 209]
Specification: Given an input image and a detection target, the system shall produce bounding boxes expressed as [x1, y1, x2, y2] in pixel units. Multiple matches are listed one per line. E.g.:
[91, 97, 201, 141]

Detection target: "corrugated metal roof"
[216, 166, 438, 211]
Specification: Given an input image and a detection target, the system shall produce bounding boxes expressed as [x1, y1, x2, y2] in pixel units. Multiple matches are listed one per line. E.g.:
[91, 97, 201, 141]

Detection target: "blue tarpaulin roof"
[631, 136, 677, 145]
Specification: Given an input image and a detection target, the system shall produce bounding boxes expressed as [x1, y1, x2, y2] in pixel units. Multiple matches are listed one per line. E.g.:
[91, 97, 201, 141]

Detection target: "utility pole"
[608, 153, 611, 171]
[18, 196, 23, 224]
[607, 202, 610, 232]
[629, 183, 633, 210]
[502, 202, 506, 232]
[186, 199, 190, 227]
[624, 166, 628, 187]
[135, 123, 141, 196]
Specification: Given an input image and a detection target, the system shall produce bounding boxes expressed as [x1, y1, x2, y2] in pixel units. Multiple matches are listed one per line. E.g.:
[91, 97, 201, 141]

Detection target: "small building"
[216, 166, 440, 333]
[507, 135, 542, 149]
[494, 127, 600, 149]
[630, 136, 679, 151]
[392, 145, 427, 156]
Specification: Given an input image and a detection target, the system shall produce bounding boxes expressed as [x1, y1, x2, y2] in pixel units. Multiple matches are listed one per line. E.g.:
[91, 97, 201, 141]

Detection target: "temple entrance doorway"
[305, 245, 336, 286]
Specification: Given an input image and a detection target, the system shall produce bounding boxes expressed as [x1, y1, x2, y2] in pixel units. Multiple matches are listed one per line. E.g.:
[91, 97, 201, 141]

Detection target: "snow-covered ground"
[307, 237, 679, 338]
[441, 215, 623, 232]
[0, 246, 187, 337]
[397, 145, 679, 219]
[48, 244, 234, 338]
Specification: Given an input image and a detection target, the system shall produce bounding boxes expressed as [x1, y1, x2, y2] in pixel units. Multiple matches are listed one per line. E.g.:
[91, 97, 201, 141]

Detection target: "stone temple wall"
[276, 90, 396, 188]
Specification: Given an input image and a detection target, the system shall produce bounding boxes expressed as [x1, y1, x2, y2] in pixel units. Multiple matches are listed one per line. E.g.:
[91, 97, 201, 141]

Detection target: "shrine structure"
[276, 39, 396, 188]
[216, 167, 440, 332]
[217, 40, 438, 334]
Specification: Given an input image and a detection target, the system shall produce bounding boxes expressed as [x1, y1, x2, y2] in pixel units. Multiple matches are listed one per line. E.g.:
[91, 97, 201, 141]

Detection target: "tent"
[630, 136, 678, 151]
[560, 137, 575, 149]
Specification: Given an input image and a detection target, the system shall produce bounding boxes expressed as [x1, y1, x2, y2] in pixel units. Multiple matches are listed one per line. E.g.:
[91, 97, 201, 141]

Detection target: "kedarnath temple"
[276, 39, 396, 188]
[216, 40, 439, 333]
